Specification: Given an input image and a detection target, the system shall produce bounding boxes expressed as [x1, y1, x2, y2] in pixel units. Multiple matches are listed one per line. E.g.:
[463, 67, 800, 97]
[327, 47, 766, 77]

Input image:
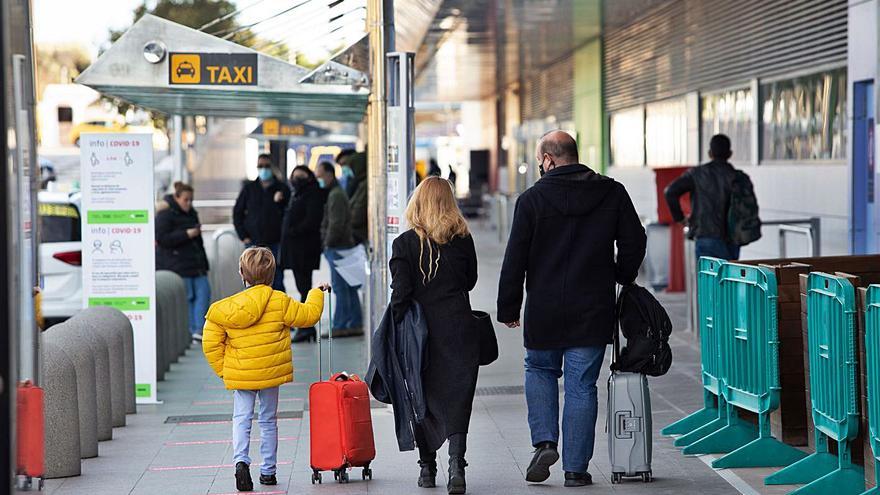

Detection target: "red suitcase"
[16, 381, 44, 489]
[309, 290, 375, 484]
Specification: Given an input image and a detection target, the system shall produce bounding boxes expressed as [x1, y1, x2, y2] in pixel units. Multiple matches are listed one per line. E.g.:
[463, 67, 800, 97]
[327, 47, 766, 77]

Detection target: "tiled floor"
[42, 225, 785, 494]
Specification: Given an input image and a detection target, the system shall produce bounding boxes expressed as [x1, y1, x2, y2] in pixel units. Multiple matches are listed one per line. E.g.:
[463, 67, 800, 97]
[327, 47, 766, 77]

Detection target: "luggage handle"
[318, 286, 333, 382]
[612, 285, 622, 366]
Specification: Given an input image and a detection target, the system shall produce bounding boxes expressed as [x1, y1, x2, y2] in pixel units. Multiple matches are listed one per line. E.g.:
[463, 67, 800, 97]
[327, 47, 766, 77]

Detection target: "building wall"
[573, 39, 603, 171]
[603, 0, 854, 258]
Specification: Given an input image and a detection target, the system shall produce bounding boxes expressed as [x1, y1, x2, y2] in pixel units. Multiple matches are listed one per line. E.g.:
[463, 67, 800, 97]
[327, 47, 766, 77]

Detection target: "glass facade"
[702, 88, 754, 162]
[760, 68, 847, 161]
[609, 106, 644, 167]
[645, 98, 689, 167]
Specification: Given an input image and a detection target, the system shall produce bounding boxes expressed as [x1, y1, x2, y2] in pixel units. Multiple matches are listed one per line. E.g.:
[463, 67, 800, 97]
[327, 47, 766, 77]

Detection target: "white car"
[38, 190, 82, 325]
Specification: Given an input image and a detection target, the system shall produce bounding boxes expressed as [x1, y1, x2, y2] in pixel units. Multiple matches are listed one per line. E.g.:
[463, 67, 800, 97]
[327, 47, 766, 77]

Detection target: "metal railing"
[762, 218, 821, 257]
[207, 227, 245, 301]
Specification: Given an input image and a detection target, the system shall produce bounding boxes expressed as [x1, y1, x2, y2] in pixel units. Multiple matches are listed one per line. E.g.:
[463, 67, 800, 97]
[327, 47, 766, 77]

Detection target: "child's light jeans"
[232, 387, 280, 475]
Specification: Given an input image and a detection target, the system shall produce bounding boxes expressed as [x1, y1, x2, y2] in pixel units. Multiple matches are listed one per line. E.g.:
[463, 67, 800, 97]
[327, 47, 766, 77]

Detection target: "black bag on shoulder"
[611, 284, 673, 377]
[727, 170, 761, 246]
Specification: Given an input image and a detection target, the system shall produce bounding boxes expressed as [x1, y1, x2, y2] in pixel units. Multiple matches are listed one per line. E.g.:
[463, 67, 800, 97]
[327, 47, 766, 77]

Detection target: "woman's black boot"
[447, 457, 467, 494]
[291, 327, 316, 343]
[418, 460, 437, 488]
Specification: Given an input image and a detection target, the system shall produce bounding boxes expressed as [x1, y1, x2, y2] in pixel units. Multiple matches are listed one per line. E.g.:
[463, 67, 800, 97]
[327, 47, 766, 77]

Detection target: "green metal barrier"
[861, 285, 880, 495]
[702, 263, 806, 467]
[766, 273, 864, 494]
[664, 257, 726, 441]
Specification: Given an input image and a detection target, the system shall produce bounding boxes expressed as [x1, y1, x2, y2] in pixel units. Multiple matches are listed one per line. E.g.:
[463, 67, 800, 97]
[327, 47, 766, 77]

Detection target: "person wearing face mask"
[315, 160, 363, 337]
[280, 165, 326, 343]
[156, 182, 211, 341]
[497, 130, 646, 488]
[233, 153, 291, 291]
[336, 149, 357, 197]
[345, 150, 369, 245]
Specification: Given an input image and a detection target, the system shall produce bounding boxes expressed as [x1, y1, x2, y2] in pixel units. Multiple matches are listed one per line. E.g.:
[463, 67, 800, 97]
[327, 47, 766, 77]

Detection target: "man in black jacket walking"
[497, 131, 646, 487]
[233, 153, 290, 290]
[664, 134, 741, 261]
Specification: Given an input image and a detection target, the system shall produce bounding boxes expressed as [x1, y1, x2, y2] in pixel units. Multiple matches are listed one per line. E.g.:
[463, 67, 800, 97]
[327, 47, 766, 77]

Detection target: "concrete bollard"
[155, 276, 169, 381]
[44, 325, 98, 459]
[61, 317, 113, 441]
[42, 339, 82, 478]
[156, 271, 190, 376]
[172, 273, 190, 359]
[76, 307, 131, 427]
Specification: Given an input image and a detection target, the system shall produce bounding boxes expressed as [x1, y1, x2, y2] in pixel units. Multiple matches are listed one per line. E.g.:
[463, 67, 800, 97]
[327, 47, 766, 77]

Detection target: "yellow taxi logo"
[170, 54, 201, 84]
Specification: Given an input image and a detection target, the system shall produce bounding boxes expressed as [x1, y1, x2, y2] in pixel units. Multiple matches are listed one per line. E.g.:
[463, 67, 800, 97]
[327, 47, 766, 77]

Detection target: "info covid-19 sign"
[80, 133, 158, 403]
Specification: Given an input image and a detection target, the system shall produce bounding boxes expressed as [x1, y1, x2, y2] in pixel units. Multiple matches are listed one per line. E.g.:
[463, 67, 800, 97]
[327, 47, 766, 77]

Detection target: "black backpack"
[727, 170, 761, 246]
[611, 284, 673, 377]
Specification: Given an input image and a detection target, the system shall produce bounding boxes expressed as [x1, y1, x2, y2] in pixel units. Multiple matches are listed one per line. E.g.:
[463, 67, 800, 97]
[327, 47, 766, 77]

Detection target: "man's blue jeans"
[232, 387, 280, 475]
[183, 275, 211, 336]
[323, 248, 362, 330]
[695, 237, 740, 262]
[525, 346, 606, 474]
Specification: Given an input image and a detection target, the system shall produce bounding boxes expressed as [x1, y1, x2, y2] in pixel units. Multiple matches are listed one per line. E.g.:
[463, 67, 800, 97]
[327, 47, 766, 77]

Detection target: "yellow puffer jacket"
[202, 285, 323, 390]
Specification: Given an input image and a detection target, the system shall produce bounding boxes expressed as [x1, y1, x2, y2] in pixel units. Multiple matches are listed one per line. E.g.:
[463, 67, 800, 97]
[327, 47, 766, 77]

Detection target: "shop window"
[646, 98, 689, 167]
[702, 88, 753, 162]
[760, 68, 847, 161]
[609, 106, 644, 167]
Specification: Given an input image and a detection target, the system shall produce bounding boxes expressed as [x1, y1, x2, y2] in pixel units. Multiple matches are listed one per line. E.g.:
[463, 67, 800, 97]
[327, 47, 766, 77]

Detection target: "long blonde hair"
[405, 176, 470, 284]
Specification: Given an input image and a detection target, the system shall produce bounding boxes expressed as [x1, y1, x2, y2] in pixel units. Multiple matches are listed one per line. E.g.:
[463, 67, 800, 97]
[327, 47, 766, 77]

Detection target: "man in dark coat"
[346, 151, 369, 245]
[232, 153, 290, 290]
[664, 133, 742, 261]
[496, 130, 646, 487]
[315, 161, 362, 337]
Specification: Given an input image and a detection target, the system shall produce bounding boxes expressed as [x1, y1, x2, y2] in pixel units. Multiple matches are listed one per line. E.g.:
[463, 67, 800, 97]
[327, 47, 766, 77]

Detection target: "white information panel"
[80, 133, 158, 403]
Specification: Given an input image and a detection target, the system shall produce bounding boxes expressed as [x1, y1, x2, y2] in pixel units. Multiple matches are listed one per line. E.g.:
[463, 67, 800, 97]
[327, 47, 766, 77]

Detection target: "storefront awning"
[76, 15, 370, 122]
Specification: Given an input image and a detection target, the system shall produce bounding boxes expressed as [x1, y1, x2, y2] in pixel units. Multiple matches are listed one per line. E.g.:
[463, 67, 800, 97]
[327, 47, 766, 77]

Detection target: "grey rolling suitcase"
[607, 307, 653, 484]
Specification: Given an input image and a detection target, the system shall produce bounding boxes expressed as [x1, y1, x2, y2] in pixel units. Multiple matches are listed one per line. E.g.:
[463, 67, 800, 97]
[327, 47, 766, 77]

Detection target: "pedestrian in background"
[336, 148, 357, 197]
[346, 150, 369, 245]
[281, 165, 326, 343]
[315, 161, 363, 337]
[664, 134, 749, 261]
[202, 247, 326, 492]
[156, 181, 211, 341]
[233, 153, 290, 291]
[497, 130, 646, 487]
[389, 176, 479, 495]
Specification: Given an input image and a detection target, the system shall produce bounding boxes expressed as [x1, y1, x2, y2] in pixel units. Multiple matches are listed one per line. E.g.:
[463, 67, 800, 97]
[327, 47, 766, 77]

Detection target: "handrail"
[763, 217, 821, 257]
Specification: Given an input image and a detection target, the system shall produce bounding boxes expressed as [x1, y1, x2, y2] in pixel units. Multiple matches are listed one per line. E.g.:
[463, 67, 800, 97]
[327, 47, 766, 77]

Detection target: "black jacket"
[365, 303, 436, 452]
[280, 181, 325, 271]
[664, 160, 738, 239]
[155, 195, 209, 277]
[232, 178, 290, 246]
[496, 164, 647, 350]
[348, 152, 368, 244]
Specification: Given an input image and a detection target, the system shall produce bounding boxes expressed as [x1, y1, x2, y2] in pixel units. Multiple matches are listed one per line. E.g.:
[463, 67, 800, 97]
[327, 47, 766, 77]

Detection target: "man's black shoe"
[235, 462, 253, 491]
[259, 474, 277, 485]
[525, 441, 559, 483]
[564, 471, 593, 487]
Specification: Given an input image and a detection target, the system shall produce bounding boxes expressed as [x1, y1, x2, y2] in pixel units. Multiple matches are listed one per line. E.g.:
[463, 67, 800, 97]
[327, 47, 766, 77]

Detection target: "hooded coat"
[348, 152, 368, 244]
[496, 164, 647, 350]
[155, 194, 209, 277]
[202, 285, 324, 390]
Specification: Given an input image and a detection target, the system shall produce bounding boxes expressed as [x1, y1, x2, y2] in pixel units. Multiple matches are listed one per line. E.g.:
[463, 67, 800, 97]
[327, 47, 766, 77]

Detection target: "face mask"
[291, 177, 308, 190]
[538, 157, 547, 177]
[339, 175, 349, 191]
[342, 166, 354, 179]
[317, 178, 327, 189]
[258, 168, 273, 181]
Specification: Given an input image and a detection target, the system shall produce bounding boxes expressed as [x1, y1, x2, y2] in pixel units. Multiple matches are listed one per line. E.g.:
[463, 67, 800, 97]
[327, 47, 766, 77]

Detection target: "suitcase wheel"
[611, 473, 622, 484]
[311, 471, 322, 484]
[362, 467, 372, 480]
[336, 469, 349, 483]
[641, 471, 652, 483]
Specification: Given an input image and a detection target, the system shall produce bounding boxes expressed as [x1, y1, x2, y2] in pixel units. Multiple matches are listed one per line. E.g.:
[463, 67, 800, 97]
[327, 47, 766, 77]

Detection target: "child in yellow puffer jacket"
[202, 246, 327, 491]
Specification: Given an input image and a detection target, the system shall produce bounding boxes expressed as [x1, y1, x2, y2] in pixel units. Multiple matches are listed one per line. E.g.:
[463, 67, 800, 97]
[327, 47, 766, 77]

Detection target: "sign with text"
[168, 52, 257, 86]
[80, 133, 158, 403]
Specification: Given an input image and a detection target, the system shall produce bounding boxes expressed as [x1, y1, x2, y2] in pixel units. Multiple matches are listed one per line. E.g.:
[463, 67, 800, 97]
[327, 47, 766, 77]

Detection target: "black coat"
[155, 195, 209, 277]
[280, 181, 325, 271]
[664, 160, 738, 240]
[496, 164, 647, 350]
[389, 229, 479, 450]
[232, 178, 290, 246]
[366, 303, 438, 451]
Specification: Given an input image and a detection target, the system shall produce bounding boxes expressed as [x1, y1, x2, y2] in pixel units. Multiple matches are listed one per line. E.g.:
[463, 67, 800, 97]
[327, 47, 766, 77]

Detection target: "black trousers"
[292, 267, 314, 327]
[413, 424, 467, 462]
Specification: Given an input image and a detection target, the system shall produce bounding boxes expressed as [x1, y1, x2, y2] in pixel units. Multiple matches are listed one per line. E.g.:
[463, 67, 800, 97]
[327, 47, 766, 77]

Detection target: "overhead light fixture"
[439, 15, 457, 30]
[142, 40, 167, 64]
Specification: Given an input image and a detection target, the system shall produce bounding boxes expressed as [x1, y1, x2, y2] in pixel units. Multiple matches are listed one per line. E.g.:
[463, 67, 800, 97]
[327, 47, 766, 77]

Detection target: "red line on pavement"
[150, 461, 292, 472]
[165, 436, 297, 446]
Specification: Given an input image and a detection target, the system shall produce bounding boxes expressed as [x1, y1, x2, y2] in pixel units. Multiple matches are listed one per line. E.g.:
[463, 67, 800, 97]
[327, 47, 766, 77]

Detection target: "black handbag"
[472, 310, 498, 366]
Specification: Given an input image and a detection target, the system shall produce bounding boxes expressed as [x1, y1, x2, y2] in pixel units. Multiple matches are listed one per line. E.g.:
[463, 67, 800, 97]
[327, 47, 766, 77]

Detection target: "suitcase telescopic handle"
[612, 285, 622, 367]
[318, 286, 332, 382]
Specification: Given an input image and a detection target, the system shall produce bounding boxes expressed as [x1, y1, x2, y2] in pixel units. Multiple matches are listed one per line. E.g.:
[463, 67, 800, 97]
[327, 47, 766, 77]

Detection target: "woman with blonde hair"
[389, 176, 479, 494]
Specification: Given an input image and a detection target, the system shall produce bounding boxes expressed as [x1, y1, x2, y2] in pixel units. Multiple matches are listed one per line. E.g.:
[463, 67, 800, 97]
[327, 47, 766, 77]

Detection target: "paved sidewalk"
[44, 225, 762, 495]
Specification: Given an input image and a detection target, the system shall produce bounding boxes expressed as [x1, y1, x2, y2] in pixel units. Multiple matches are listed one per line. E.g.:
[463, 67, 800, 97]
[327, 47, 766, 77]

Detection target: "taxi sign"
[169, 52, 257, 86]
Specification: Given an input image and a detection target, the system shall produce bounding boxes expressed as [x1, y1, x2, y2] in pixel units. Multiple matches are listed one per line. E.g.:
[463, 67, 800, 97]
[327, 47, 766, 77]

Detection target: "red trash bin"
[654, 167, 692, 293]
